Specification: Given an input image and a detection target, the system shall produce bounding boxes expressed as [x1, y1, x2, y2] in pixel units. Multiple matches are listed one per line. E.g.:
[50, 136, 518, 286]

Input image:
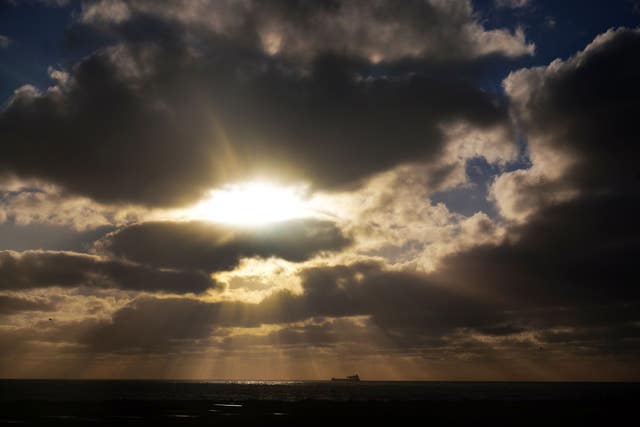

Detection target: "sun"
[181, 181, 313, 225]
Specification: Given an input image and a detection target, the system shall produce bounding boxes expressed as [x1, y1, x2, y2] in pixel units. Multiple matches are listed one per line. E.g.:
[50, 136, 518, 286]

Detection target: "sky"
[0, 0, 639, 381]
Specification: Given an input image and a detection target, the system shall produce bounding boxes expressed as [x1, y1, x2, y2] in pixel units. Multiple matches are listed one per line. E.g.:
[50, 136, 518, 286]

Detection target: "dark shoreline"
[1, 398, 638, 426]
[3, 380, 639, 425]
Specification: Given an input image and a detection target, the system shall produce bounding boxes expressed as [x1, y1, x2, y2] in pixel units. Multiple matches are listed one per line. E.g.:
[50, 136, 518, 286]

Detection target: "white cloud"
[311, 163, 506, 272]
[0, 179, 146, 231]
[489, 169, 578, 222]
[81, 0, 131, 24]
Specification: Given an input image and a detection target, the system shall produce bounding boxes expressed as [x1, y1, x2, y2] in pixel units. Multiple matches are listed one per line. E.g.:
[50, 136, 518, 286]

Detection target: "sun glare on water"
[183, 181, 313, 225]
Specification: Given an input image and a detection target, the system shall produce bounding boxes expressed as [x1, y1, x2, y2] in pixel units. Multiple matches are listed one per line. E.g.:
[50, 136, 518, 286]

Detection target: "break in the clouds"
[0, 35, 10, 49]
[1, 1, 639, 380]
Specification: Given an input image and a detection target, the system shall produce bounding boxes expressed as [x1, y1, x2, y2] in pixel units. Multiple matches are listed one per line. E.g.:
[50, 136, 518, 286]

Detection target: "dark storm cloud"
[0, 250, 217, 293]
[82, 300, 372, 355]
[9, 254, 640, 358]
[0, 45, 220, 207]
[435, 195, 640, 306]
[67, 261, 509, 354]
[0, 294, 55, 314]
[220, 317, 383, 350]
[476, 28, 640, 304]
[83, 297, 226, 353]
[0, 2, 516, 207]
[3, 5, 640, 373]
[75, 257, 638, 356]
[430, 28, 640, 353]
[95, 219, 350, 271]
[79, 0, 534, 61]
[542, 31, 640, 191]
[272, 262, 505, 333]
[79, 24, 640, 359]
[502, 28, 640, 200]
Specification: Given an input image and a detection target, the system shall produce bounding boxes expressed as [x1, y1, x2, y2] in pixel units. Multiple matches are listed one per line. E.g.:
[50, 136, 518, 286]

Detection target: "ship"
[330, 374, 360, 382]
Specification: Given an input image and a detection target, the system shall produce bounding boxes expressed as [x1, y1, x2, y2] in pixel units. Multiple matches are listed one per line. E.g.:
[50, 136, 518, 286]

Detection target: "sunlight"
[183, 181, 313, 225]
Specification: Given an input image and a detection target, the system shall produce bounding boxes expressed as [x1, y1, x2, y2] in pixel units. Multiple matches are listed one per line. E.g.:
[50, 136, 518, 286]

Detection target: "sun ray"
[176, 181, 314, 225]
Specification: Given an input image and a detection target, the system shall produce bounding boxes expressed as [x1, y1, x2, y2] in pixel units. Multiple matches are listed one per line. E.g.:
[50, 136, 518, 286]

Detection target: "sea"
[1, 380, 638, 425]
[2, 379, 639, 402]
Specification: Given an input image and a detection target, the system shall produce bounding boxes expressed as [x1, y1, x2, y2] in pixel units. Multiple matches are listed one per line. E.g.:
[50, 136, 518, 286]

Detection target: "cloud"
[0, 295, 55, 314]
[56, 261, 502, 354]
[2, 6, 639, 380]
[0, 35, 10, 49]
[489, 168, 577, 222]
[0, 250, 218, 294]
[494, 28, 640, 220]
[0, 182, 145, 231]
[428, 193, 640, 362]
[0, 45, 223, 207]
[0, 1, 522, 208]
[436, 195, 640, 306]
[5, 0, 70, 6]
[426, 28, 640, 357]
[81, 27, 635, 361]
[220, 316, 381, 349]
[3, 247, 639, 370]
[94, 219, 351, 272]
[494, 0, 531, 9]
[309, 162, 508, 271]
[0, 42, 514, 208]
[80, 0, 534, 61]
[34, 253, 637, 361]
[82, 297, 226, 353]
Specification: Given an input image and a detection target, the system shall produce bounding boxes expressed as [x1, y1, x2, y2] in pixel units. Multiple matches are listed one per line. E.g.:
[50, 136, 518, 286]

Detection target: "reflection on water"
[1, 379, 639, 402]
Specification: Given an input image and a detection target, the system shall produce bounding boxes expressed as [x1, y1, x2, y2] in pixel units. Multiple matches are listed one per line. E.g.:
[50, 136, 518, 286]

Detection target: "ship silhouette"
[330, 374, 360, 382]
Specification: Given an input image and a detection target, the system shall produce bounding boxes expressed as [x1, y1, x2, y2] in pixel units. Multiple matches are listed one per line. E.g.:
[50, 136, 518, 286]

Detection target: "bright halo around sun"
[183, 181, 314, 225]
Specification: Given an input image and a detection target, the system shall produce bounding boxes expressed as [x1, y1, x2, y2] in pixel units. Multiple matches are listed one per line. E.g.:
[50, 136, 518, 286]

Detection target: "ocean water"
[2, 380, 639, 425]
[1, 379, 638, 402]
